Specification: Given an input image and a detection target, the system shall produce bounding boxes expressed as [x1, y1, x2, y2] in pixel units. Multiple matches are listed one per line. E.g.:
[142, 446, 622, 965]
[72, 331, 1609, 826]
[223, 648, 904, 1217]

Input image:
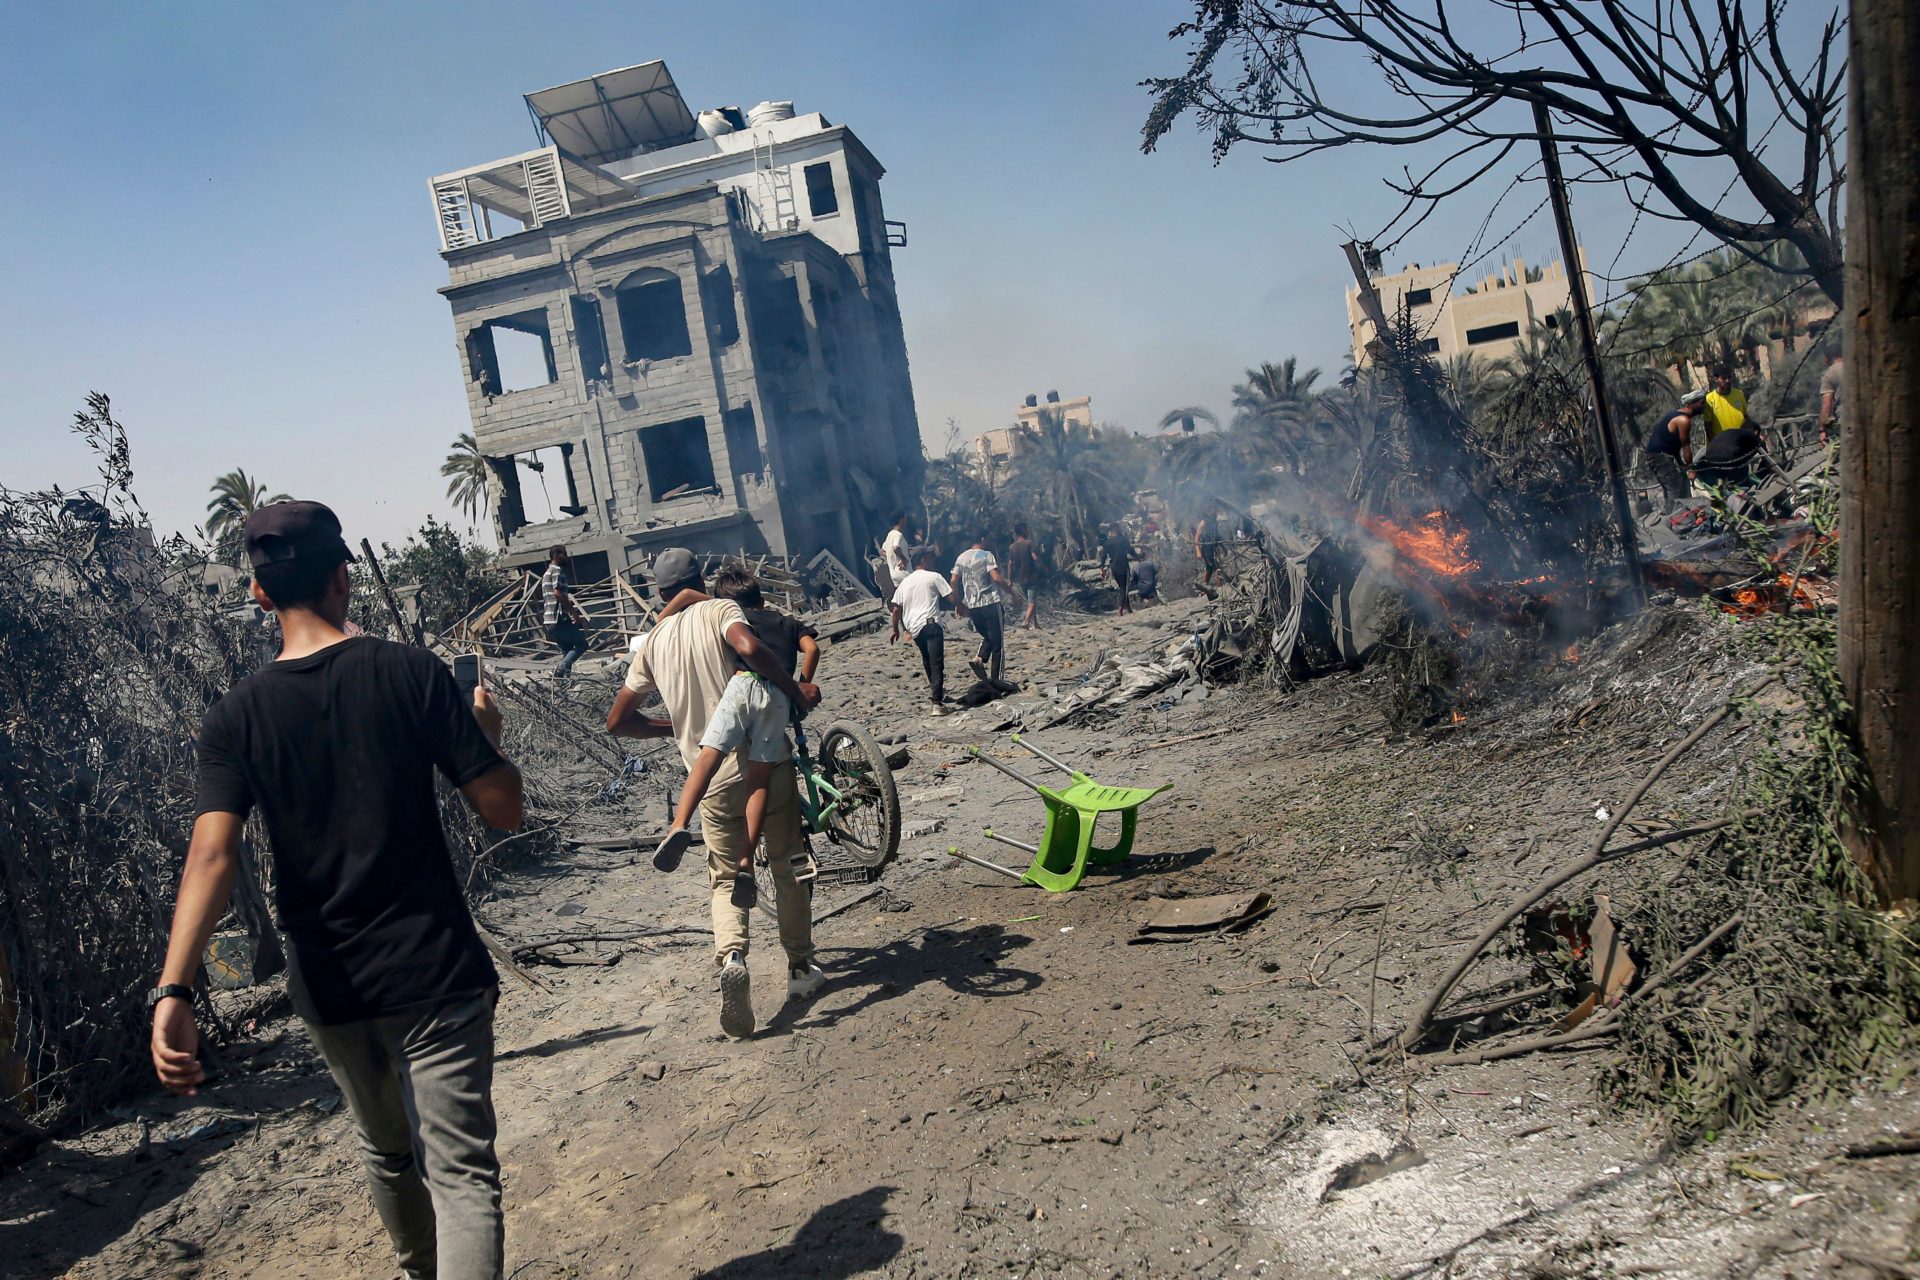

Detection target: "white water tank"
[748, 100, 796, 128]
[695, 109, 736, 139]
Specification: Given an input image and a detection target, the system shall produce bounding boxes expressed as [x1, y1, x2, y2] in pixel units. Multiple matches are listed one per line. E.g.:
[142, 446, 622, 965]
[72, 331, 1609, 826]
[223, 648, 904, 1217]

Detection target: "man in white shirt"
[890, 546, 955, 713]
[950, 536, 1021, 685]
[877, 510, 912, 601]
[605, 549, 824, 1038]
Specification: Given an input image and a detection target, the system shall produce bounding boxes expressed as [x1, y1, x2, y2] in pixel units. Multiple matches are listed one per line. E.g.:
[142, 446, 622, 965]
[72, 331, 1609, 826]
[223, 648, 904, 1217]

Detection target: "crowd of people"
[1641, 357, 1840, 511]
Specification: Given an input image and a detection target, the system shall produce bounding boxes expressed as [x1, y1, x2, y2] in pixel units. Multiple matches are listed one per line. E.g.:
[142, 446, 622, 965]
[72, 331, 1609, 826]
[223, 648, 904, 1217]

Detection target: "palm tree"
[206, 469, 290, 559]
[1229, 359, 1324, 475]
[442, 432, 491, 523]
[1004, 408, 1131, 556]
[1231, 358, 1322, 419]
[1159, 430, 1245, 502]
[1438, 353, 1500, 421]
[1156, 405, 1220, 437]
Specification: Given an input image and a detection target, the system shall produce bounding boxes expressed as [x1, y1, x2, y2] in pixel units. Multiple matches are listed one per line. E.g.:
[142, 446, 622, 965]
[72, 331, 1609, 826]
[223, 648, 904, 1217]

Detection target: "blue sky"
[0, 1, 1707, 547]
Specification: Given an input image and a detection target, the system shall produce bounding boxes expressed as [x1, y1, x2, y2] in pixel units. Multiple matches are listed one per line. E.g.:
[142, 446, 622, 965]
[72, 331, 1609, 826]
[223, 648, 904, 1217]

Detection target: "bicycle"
[745, 716, 901, 914]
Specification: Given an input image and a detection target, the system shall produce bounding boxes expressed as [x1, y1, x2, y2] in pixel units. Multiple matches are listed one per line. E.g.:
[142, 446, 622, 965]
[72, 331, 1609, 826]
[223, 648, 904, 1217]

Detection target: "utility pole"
[1533, 101, 1647, 608]
[1840, 0, 1920, 903]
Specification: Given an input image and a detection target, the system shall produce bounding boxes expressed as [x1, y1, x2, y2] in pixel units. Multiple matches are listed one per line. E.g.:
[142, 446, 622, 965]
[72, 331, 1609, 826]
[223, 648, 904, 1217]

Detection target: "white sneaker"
[787, 963, 826, 999]
[718, 951, 754, 1038]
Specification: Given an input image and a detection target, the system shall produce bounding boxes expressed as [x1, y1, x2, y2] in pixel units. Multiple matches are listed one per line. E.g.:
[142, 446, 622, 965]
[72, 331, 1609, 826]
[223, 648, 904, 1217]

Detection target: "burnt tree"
[1840, 0, 1920, 902]
[1143, 0, 1847, 304]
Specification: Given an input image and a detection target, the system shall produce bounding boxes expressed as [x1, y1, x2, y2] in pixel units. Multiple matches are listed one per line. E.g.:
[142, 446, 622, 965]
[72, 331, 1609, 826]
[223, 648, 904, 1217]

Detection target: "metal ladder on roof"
[754, 135, 798, 232]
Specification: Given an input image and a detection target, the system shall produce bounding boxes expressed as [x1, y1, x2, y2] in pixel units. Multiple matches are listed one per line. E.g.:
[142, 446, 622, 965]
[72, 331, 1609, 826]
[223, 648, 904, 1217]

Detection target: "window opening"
[500, 445, 573, 523]
[1465, 320, 1521, 345]
[702, 267, 740, 348]
[571, 296, 610, 382]
[468, 310, 558, 395]
[724, 405, 762, 477]
[751, 275, 809, 363]
[638, 416, 717, 502]
[1405, 287, 1433, 307]
[1417, 337, 1441, 353]
[804, 162, 839, 218]
[615, 269, 692, 362]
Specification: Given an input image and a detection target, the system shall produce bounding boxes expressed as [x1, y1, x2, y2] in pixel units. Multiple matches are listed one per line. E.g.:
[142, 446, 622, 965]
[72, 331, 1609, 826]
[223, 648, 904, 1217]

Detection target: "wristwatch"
[145, 983, 195, 1010]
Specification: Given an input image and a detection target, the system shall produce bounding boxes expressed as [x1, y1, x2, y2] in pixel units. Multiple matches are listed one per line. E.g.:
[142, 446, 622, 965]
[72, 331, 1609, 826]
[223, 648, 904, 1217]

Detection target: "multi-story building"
[429, 61, 923, 581]
[1345, 254, 1594, 369]
[973, 392, 1093, 476]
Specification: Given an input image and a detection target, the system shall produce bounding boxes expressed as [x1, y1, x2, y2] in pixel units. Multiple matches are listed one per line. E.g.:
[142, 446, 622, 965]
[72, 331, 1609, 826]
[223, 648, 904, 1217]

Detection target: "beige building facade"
[1345, 254, 1594, 368]
[973, 393, 1092, 476]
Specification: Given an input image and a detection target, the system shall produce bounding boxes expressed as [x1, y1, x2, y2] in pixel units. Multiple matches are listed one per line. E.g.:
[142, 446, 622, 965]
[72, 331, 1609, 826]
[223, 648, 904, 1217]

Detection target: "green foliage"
[1612, 245, 1825, 380]
[350, 517, 500, 637]
[1000, 409, 1141, 557]
[921, 454, 1005, 558]
[1604, 614, 1920, 1135]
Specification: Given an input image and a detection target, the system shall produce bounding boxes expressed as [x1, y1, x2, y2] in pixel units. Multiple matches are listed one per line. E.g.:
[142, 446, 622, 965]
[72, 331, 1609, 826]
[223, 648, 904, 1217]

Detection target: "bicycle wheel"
[816, 720, 902, 870]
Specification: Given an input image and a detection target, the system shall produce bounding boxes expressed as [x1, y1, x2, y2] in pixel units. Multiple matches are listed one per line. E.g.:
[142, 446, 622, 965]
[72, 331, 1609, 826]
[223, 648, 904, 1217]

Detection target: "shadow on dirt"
[0, 1046, 338, 1279]
[1089, 844, 1216, 878]
[692, 1185, 901, 1279]
[765, 924, 1040, 1034]
[497, 1022, 654, 1063]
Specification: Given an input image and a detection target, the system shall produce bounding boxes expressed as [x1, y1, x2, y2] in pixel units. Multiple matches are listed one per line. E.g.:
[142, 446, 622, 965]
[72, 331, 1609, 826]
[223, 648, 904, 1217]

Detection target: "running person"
[649, 567, 820, 911]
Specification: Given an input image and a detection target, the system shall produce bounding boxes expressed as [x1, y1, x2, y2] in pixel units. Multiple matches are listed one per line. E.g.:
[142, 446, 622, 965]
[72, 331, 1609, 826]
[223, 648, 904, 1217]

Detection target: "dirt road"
[6, 597, 1919, 1278]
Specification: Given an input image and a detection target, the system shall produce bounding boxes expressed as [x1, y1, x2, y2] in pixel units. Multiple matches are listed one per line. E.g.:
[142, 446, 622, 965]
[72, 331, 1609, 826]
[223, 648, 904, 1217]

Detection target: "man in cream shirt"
[606, 548, 824, 1037]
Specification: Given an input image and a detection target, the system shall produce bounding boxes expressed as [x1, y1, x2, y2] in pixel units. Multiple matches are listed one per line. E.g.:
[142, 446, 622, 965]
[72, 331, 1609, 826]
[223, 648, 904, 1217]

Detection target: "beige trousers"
[701, 759, 814, 966]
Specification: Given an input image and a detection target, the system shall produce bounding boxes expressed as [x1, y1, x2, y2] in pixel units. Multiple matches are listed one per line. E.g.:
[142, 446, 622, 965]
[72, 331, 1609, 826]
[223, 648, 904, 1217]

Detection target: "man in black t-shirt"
[1692, 426, 1769, 491]
[150, 501, 524, 1280]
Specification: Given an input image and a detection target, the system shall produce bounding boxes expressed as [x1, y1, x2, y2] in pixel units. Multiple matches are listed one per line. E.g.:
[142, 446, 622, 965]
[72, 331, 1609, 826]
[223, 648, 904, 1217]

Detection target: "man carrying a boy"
[606, 549, 824, 1039]
[647, 566, 820, 913]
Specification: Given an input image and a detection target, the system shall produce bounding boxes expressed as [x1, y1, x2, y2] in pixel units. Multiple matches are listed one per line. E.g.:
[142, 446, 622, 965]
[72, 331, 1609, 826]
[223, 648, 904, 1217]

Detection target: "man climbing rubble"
[605, 548, 825, 1038]
[151, 501, 526, 1280]
[542, 545, 589, 679]
[877, 509, 913, 602]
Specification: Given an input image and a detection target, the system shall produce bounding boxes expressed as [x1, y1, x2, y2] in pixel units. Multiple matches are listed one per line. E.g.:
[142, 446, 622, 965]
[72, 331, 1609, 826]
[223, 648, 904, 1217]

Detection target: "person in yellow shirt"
[1703, 365, 1747, 440]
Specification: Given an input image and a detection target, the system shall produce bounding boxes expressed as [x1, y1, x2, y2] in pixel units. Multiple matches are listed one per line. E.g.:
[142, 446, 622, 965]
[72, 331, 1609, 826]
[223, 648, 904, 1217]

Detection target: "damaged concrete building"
[430, 61, 923, 581]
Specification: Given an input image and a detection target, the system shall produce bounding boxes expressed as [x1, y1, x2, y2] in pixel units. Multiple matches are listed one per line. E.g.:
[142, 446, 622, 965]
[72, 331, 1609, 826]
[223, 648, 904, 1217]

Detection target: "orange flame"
[1363, 510, 1481, 579]
[1563, 643, 1581, 664]
[1450, 708, 1467, 724]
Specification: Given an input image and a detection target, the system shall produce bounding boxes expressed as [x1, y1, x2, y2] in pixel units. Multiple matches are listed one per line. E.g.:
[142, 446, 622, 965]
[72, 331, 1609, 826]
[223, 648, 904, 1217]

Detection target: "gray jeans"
[304, 990, 503, 1280]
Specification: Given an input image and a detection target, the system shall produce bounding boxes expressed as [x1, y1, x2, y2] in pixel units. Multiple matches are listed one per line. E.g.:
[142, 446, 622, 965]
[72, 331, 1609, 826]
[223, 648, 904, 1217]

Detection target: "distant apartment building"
[973, 392, 1091, 475]
[1345, 254, 1594, 368]
[430, 61, 923, 581]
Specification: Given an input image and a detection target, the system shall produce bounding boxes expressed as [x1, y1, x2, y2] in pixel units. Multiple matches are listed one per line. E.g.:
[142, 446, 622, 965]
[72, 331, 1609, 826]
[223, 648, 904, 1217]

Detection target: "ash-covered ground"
[6, 592, 1919, 1279]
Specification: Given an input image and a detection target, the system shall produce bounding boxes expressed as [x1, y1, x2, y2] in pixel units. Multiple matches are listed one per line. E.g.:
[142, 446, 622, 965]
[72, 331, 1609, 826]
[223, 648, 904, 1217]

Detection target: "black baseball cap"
[243, 501, 355, 570]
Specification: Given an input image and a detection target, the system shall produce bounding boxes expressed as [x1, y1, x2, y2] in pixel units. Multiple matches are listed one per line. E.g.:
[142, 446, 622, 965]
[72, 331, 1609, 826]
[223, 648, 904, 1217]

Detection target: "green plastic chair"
[961, 733, 1171, 892]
